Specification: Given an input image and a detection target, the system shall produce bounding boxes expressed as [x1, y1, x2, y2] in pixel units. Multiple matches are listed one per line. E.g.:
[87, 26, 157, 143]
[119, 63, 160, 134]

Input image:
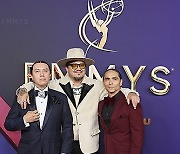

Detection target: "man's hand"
[23, 110, 40, 123]
[17, 88, 30, 109]
[127, 92, 140, 109]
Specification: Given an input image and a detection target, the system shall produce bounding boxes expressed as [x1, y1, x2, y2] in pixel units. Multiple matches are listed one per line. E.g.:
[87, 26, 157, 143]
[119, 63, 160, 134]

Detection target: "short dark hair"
[102, 68, 122, 80]
[30, 61, 51, 74]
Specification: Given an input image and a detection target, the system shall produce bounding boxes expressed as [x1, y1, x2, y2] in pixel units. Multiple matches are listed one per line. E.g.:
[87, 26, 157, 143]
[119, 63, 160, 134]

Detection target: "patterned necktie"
[34, 90, 48, 98]
[72, 87, 82, 95]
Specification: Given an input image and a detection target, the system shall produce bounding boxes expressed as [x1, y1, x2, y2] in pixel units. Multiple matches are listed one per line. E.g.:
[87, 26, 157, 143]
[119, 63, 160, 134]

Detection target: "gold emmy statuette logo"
[79, 0, 124, 52]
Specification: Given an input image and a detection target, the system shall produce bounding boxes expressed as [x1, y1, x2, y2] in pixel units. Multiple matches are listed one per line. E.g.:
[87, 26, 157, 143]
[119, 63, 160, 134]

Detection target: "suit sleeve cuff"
[23, 116, 30, 127]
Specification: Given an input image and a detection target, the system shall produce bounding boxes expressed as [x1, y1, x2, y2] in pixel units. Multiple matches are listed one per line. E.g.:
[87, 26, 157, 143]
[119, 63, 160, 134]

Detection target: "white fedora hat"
[57, 48, 94, 67]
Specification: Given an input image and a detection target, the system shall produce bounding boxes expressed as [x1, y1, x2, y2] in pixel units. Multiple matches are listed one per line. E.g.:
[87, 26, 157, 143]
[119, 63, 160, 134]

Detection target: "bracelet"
[16, 87, 27, 96]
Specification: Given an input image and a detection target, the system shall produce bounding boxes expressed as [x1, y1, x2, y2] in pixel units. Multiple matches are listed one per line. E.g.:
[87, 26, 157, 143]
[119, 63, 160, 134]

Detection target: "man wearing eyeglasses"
[17, 48, 140, 154]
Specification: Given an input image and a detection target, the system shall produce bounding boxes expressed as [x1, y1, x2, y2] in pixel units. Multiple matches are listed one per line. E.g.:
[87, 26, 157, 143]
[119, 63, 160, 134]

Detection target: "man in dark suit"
[4, 61, 73, 154]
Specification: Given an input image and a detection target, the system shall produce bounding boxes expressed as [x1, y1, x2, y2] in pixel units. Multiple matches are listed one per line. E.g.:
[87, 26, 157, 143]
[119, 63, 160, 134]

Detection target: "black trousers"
[72, 141, 99, 154]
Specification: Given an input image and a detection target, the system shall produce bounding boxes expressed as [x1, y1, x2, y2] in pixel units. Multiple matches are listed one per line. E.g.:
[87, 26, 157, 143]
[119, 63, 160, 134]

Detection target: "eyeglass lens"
[70, 63, 85, 70]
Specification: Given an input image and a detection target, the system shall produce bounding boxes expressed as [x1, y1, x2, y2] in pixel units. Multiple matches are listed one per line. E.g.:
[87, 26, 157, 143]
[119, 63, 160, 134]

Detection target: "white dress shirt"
[35, 86, 48, 129]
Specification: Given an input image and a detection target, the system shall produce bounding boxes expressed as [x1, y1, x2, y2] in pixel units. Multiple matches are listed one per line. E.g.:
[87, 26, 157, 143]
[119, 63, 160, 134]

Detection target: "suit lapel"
[29, 90, 36, 110]
[78, 83, 94, 105]
[110, 92, 125, 118]
[99, 101, 109, 133]
[29, 89, 54, 129]
[59, 82, 76, 108]
[99, 92, 125, 132]
[59, 82, 94, 108]
[42, 89, 54, 129]
[29, 90, 40, 128]
[109, 92, 125, 129]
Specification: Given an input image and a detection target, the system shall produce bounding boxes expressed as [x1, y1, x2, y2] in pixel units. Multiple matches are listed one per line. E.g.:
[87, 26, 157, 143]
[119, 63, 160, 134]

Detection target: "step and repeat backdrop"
[0, 0, 179, 153]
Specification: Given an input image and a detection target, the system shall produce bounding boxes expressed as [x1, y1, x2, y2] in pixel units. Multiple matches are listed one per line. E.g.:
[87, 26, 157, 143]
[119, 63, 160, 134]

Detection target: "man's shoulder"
[48, 88, 66, 98]
[84, 76, 102, 85]
[28, 89, 34, 95]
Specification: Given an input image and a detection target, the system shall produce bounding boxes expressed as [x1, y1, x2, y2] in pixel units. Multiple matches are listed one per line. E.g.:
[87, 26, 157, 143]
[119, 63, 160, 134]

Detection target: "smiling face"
[31, 62, 51, 90]
[103, 69, 122, 97]
[66, 61, 86, 84]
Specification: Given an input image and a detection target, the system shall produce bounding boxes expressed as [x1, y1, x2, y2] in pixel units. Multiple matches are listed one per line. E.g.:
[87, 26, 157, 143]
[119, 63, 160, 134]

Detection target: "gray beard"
[73, 76, 83, 81]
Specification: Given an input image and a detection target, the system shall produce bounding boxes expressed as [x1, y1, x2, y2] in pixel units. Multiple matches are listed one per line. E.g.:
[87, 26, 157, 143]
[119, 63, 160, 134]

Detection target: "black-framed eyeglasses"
[68, 63, 86, 70]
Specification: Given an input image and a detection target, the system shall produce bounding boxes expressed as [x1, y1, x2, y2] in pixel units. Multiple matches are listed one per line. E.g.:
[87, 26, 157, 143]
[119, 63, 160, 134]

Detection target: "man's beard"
[73, 76, 83, 81]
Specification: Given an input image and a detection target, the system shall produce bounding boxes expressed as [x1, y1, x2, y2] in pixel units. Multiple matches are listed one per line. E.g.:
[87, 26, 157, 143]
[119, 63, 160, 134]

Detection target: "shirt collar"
[34, 86, 48, 92]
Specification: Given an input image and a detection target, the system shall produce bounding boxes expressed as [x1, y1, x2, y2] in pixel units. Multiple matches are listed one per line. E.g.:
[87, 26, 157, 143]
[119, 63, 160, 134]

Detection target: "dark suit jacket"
[98, 91, 144, 154]
[4, 88, 73, 154]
